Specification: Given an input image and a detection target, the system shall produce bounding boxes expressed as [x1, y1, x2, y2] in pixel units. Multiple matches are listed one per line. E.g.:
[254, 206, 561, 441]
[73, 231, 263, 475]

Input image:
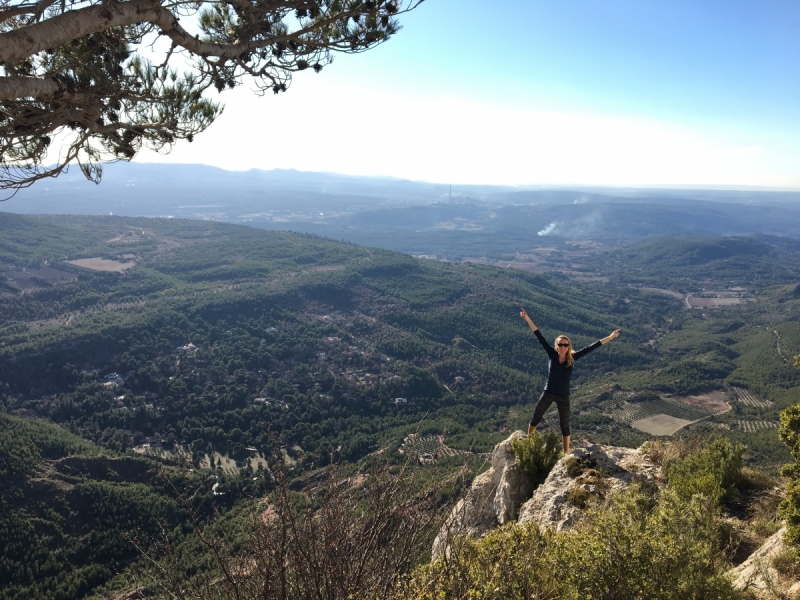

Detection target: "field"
[482, 242, 618, 281]
[631, 414, 694, 436]
[586, 390, 731, 436]
[688, 297, 746, 308]
[729, 387, 772, 408]
[672, 390, 730, 412]
[686, 291, 753, 308]
[66, 257, 135, 271]
[735, 421, 780, 433]
[398, 434, 472, 463]
[2, 265, 76, 290]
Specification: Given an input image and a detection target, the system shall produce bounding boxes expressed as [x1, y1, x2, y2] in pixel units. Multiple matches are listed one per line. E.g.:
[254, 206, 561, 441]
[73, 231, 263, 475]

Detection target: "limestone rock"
[432, 431, 530, 560]
[518, 443, 660, 532]
[432, 437, 661, 559]
[727, 527, 800, 597]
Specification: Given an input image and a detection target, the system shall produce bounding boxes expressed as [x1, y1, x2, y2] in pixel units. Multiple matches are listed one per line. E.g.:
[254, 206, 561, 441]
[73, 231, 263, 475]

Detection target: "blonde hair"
[555, 335, 576, 367]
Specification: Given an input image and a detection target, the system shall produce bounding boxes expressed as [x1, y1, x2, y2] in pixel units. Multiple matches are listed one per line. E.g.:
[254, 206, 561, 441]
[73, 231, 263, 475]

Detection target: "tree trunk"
[0, 75, 90, 101]
[0, 0, 273, 66]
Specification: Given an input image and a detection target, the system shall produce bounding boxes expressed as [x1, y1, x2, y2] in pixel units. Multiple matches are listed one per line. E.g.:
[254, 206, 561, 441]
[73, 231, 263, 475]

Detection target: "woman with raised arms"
[520, 308, 620, 453]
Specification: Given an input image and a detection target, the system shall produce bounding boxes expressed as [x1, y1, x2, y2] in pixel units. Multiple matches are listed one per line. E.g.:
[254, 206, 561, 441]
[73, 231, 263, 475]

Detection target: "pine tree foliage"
[0, 0, 422, 191]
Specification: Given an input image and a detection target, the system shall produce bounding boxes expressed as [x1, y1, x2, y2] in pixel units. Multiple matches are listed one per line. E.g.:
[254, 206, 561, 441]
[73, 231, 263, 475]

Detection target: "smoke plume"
[538, 222, 557, 236]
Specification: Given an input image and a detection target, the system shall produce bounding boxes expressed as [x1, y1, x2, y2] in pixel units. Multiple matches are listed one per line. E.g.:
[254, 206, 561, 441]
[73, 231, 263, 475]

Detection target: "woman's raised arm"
[520, 308, 538, 333]
[600, 329, 621, 345]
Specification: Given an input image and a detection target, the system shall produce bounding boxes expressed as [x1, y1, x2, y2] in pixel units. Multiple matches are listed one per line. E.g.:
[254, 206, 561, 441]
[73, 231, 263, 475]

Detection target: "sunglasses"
[557, 343, 570, 347]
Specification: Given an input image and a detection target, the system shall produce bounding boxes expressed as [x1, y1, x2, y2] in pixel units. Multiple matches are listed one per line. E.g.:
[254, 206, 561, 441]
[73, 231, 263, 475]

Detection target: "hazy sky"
[137, 0, 800, 188]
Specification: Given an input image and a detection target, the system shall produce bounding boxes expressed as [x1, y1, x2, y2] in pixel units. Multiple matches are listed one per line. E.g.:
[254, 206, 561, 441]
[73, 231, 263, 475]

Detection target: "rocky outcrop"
[518, 443, 660, 532]
[727, 527, 800, 598]
[432, 431, 530, 560]
[433, 433, 798, 596]
[432, 433, 661, 559]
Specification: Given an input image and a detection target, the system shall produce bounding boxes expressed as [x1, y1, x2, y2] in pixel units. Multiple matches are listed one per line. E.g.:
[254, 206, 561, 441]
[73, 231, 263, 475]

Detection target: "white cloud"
[137, 77, 800, 188]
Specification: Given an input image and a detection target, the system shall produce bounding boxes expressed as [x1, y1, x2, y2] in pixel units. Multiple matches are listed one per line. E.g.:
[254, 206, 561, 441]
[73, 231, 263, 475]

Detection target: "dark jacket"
[534, 329, 601, 396]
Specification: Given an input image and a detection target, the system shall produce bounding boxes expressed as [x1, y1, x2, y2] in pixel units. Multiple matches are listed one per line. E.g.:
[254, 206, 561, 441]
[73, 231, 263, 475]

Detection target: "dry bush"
[771, 547, 800, 579]
[133, 458, 449, 600]
[642, 437, 704, 472]
[749, 490, 784, 540]
[741, 467, 779, 491]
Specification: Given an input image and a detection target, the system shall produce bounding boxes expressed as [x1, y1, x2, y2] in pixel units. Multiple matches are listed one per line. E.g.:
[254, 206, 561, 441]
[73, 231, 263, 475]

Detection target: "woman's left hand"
[610, 329, 621, 340]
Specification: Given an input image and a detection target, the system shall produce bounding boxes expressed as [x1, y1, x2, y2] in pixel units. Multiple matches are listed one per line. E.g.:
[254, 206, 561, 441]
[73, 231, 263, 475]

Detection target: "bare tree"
[0, 0, 423, 192]
[132, 458, 449, 599]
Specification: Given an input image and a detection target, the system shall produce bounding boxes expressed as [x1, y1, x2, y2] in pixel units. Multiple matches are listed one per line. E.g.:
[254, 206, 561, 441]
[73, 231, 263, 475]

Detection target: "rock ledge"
[433, 432, 661, 558]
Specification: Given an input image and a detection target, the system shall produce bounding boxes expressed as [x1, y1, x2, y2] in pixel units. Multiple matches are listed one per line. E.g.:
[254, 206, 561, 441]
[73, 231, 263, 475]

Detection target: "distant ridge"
[4, 163, 800, 262]
[7, 162, 800, 215]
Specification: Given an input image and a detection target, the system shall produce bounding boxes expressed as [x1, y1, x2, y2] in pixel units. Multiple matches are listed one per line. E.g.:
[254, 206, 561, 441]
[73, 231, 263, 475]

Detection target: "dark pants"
[530, 391, 571, 436]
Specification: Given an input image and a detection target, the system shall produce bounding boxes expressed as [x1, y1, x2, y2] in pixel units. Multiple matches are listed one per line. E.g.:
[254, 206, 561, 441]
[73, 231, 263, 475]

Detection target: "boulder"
[518, 443, 660, 532]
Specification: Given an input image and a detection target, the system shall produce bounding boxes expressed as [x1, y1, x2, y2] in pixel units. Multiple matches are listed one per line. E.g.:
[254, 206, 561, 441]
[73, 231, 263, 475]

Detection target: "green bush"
[566, 487, 590, 509]
[779, 403, 800, 559]
[510, 431, 561, 489]
[564, 454, 597, 478]
[400, 484, 739, 600]
[779, 358, 800, 559]
[666, 437, 745, 505]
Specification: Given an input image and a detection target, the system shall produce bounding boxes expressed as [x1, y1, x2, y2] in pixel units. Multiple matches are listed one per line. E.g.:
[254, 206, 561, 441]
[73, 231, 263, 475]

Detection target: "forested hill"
[2, 212, 800, 598]
[1, 212, 799, 464]
[0, 212, 655, 598]
[0, 211, 652, 459]
[0, 412, 199, 599]
[589, 234, 800, 289]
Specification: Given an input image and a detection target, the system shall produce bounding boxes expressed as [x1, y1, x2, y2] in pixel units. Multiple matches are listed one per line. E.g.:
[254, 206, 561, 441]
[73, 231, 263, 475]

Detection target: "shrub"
[779, 402, 800, 559]
[749, 490, 783, 539]
[642, 438, 701, 472]
[510, 431, 561, 489]
[739, 466, 778, 493]
[779, 356, 800, 560]
[771, 547, 800, 578]
[564, 454, 597, 478]
[666, 437, 745, 505]
[399, 484, 740, 599]
[566, 487, 590, 509]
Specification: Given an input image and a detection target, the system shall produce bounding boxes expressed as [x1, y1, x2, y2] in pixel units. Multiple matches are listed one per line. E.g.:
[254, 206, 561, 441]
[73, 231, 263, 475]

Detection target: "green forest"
[1, 212, 800, 598]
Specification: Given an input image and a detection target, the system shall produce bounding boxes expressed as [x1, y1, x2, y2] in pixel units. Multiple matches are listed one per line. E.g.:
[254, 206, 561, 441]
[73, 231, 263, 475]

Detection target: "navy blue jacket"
[534, 330, 601, 396]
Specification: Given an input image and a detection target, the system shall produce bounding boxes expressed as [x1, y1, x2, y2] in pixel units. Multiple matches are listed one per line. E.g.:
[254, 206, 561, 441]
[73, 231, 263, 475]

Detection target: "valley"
[1, 209, 799, 598]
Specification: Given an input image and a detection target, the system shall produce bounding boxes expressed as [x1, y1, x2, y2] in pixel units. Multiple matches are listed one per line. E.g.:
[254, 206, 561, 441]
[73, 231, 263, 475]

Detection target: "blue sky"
[138, 0, 800, 188]
[390, 1, 799, 125]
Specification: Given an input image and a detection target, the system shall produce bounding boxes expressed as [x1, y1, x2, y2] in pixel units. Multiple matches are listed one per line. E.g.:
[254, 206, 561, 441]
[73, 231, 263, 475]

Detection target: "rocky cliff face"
[433, 431, 661, 559]
[433, 431, 796, 596]
[431, 431, 531, 560]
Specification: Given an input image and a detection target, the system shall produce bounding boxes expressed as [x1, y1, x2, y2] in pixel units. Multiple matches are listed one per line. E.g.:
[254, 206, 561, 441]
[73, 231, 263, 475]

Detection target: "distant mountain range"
[5, 163, 800, 258]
